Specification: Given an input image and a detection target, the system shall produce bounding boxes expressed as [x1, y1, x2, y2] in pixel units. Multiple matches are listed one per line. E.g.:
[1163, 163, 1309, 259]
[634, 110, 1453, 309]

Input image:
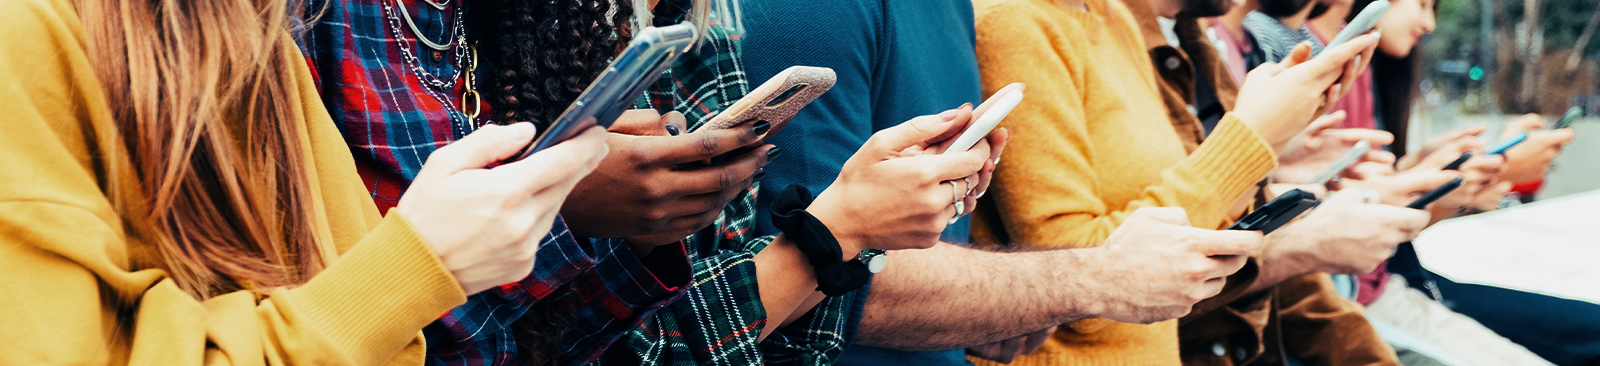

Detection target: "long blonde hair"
[74, 0, 324, 298]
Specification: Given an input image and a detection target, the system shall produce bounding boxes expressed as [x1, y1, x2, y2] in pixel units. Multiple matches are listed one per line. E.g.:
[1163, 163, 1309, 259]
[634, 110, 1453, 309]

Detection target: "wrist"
[1259, 230, 1322, 277]
[1056, 248, 1112, 321]
[806, 190, 866, 261]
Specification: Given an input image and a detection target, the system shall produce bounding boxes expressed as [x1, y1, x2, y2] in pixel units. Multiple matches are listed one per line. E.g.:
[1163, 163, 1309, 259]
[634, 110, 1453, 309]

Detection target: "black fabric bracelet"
[769, 185, 871, 296]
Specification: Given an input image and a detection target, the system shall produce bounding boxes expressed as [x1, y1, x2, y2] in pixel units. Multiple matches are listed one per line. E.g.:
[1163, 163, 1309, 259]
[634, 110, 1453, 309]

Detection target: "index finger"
[1194, 228, 1263, 257]
[650, 124, 762, 164]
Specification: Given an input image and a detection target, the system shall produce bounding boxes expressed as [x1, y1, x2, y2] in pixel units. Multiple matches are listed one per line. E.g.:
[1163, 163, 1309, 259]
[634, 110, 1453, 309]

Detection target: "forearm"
[855, 242, 1101, 350]
[755, 233, 854, 340]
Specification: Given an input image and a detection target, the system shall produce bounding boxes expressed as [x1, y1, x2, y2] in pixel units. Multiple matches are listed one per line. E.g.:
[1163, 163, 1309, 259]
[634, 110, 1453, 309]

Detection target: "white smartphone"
[1308, 140, 1370, 185]
[1321, 0, 1389, 55]
[944, 83, 1025, 154]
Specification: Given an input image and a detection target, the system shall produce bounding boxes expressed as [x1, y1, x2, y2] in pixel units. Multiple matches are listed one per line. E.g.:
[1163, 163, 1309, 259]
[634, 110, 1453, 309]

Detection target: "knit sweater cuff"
[285, 214, 466, 365]
[1180, 114, 1277, 201]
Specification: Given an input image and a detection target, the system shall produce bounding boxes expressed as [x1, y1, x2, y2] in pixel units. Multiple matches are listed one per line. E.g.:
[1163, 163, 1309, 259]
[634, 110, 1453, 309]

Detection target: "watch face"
[865, 255, 887, 274]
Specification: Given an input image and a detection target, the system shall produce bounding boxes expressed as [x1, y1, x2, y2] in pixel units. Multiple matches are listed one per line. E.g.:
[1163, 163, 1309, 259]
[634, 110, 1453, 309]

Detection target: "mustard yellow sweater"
[969, 0, 1277, 364]
[0, 0, 466, 364]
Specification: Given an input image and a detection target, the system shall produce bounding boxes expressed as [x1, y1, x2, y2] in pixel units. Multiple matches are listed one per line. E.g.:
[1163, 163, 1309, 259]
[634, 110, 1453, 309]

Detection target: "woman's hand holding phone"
[1271, 111, 1397, 184]
[560, 109, 774, 253]
[806, 104, 1009, 256]
[1232, 33, 1380, 153]
[1498, 114, 1576, 183]
[398, 122, 609, 295]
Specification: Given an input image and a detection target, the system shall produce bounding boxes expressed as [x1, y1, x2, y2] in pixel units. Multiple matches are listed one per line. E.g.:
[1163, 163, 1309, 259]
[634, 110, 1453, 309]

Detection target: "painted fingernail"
[939, 109, 959, 121]
[766, 146, 782, 160]
[752, 169, 766, 182]
[976, 189, 988, 199]
[665, 124, 681, 136]
[1354, 55, 1362, 67]
[752, 120, 771, 136]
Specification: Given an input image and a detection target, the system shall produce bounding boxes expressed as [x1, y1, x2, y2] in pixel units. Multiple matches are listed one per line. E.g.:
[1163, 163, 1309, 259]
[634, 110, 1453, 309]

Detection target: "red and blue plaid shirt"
[296, 0, 691, 364]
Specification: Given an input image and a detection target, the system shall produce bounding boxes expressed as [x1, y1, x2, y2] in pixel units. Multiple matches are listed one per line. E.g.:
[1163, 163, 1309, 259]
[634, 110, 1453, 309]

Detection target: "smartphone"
[1322, 0, 1389, 54]
[695, 66, 837, 139]
[1552, 107, 1583, 130]
[1486, 131, 1528, 156]
[507, 23, 698, 162]
[1407, 176, 1464, 209]
[944, 83, 1025, 154]
[1442, 152, 1472, 171]
[1229, 189, 1320, 234]
[1309, 140, 1371, 185]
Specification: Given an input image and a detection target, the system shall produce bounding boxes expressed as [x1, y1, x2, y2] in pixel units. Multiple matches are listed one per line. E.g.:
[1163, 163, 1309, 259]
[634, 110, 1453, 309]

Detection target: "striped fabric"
[1242, 11, 1324, 64]
[296, 0, 692, 365]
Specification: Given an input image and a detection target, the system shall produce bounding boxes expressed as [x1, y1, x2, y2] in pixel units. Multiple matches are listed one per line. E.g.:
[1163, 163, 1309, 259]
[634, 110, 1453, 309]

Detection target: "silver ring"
[949, 181, 965, 216]
[962, 177, 975, 197]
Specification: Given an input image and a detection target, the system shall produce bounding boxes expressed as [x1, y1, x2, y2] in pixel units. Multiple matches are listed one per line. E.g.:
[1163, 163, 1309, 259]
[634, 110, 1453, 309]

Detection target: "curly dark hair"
[467, 0, 635, 129]
[464, 1, 633, 364]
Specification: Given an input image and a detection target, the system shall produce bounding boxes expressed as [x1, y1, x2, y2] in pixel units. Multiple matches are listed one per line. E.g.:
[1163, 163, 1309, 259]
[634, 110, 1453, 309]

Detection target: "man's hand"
[1233, 33, 1380, 152]
[561, 110, 772, 248]
[1083, 207, 1262, 324]
[1261, 190, 1431, 276]
[966, 326, 1056, 364]
[1498, 114, 1576, 183]
[1272, 111, 1396, 184]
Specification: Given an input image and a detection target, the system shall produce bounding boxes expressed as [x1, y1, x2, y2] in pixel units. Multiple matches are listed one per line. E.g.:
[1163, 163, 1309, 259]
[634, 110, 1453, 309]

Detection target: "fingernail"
[766, 146, 782, 160]
[961, 102, 973, 109]
[665, 124, 681, 136]
[752, 169, 766, 182]
[1354, 55, 1362, 67]
[976, 189, 988, 199]
[993, 156, 1001, 166]
[939, 109, 959, 121]
[752, 120, 771, 136]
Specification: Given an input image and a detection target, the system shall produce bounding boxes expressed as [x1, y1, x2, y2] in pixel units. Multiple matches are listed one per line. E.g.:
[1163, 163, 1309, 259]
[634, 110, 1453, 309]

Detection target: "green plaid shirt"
[600, 3, 860, 364]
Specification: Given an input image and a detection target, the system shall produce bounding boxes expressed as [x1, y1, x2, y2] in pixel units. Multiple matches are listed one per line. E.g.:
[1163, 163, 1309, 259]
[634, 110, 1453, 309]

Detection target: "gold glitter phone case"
[697, 66, 836, 140]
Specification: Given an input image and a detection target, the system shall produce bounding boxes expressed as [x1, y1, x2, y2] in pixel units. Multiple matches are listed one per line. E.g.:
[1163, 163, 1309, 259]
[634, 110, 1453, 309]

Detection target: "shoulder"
[973, 0, 1067, 44]
[974, 0, 1050, 23]
[0, 0, 84, 50]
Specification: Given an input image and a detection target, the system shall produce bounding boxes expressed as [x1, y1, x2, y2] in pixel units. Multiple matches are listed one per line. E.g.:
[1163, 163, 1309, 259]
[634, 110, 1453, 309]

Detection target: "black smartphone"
[1406, 176, 1464, 209]
[506, 23, 698, 162]
[1229, 189, 1320, 234]
[1442, 152, 1472, 171]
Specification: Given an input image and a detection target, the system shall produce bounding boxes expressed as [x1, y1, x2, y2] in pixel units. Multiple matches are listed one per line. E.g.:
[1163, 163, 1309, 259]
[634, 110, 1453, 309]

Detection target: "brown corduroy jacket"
[1115, 0, 1402, 365]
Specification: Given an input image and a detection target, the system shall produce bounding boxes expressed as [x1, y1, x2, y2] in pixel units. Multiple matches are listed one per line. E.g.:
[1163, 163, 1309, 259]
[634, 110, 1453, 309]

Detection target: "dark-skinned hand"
[561, 109, 774, 256]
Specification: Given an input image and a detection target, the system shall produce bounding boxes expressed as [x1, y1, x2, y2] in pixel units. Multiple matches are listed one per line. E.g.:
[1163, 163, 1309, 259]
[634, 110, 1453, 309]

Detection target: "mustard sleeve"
[0, 0, 465, 364]
[975, 4, 1277, 249]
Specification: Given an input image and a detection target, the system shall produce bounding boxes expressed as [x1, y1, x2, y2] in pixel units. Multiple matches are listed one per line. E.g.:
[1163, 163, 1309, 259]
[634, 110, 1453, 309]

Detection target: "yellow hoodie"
[0, 0, 466, 364]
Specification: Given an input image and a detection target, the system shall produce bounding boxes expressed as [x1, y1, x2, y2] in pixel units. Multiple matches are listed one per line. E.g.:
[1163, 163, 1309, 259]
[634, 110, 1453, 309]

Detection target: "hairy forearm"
[854, 243, 1102, 350]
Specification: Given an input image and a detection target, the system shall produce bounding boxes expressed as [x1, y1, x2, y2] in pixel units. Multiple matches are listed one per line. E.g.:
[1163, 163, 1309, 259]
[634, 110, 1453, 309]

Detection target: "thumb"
[418, 123, 540, 180]
[867, 107, 969, 154]
[1328, 128, 1395, 147]
[1306, 111, 1348, 136]
[1400, 171, 1465, 197]
[1280, 42, 1314, 69]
